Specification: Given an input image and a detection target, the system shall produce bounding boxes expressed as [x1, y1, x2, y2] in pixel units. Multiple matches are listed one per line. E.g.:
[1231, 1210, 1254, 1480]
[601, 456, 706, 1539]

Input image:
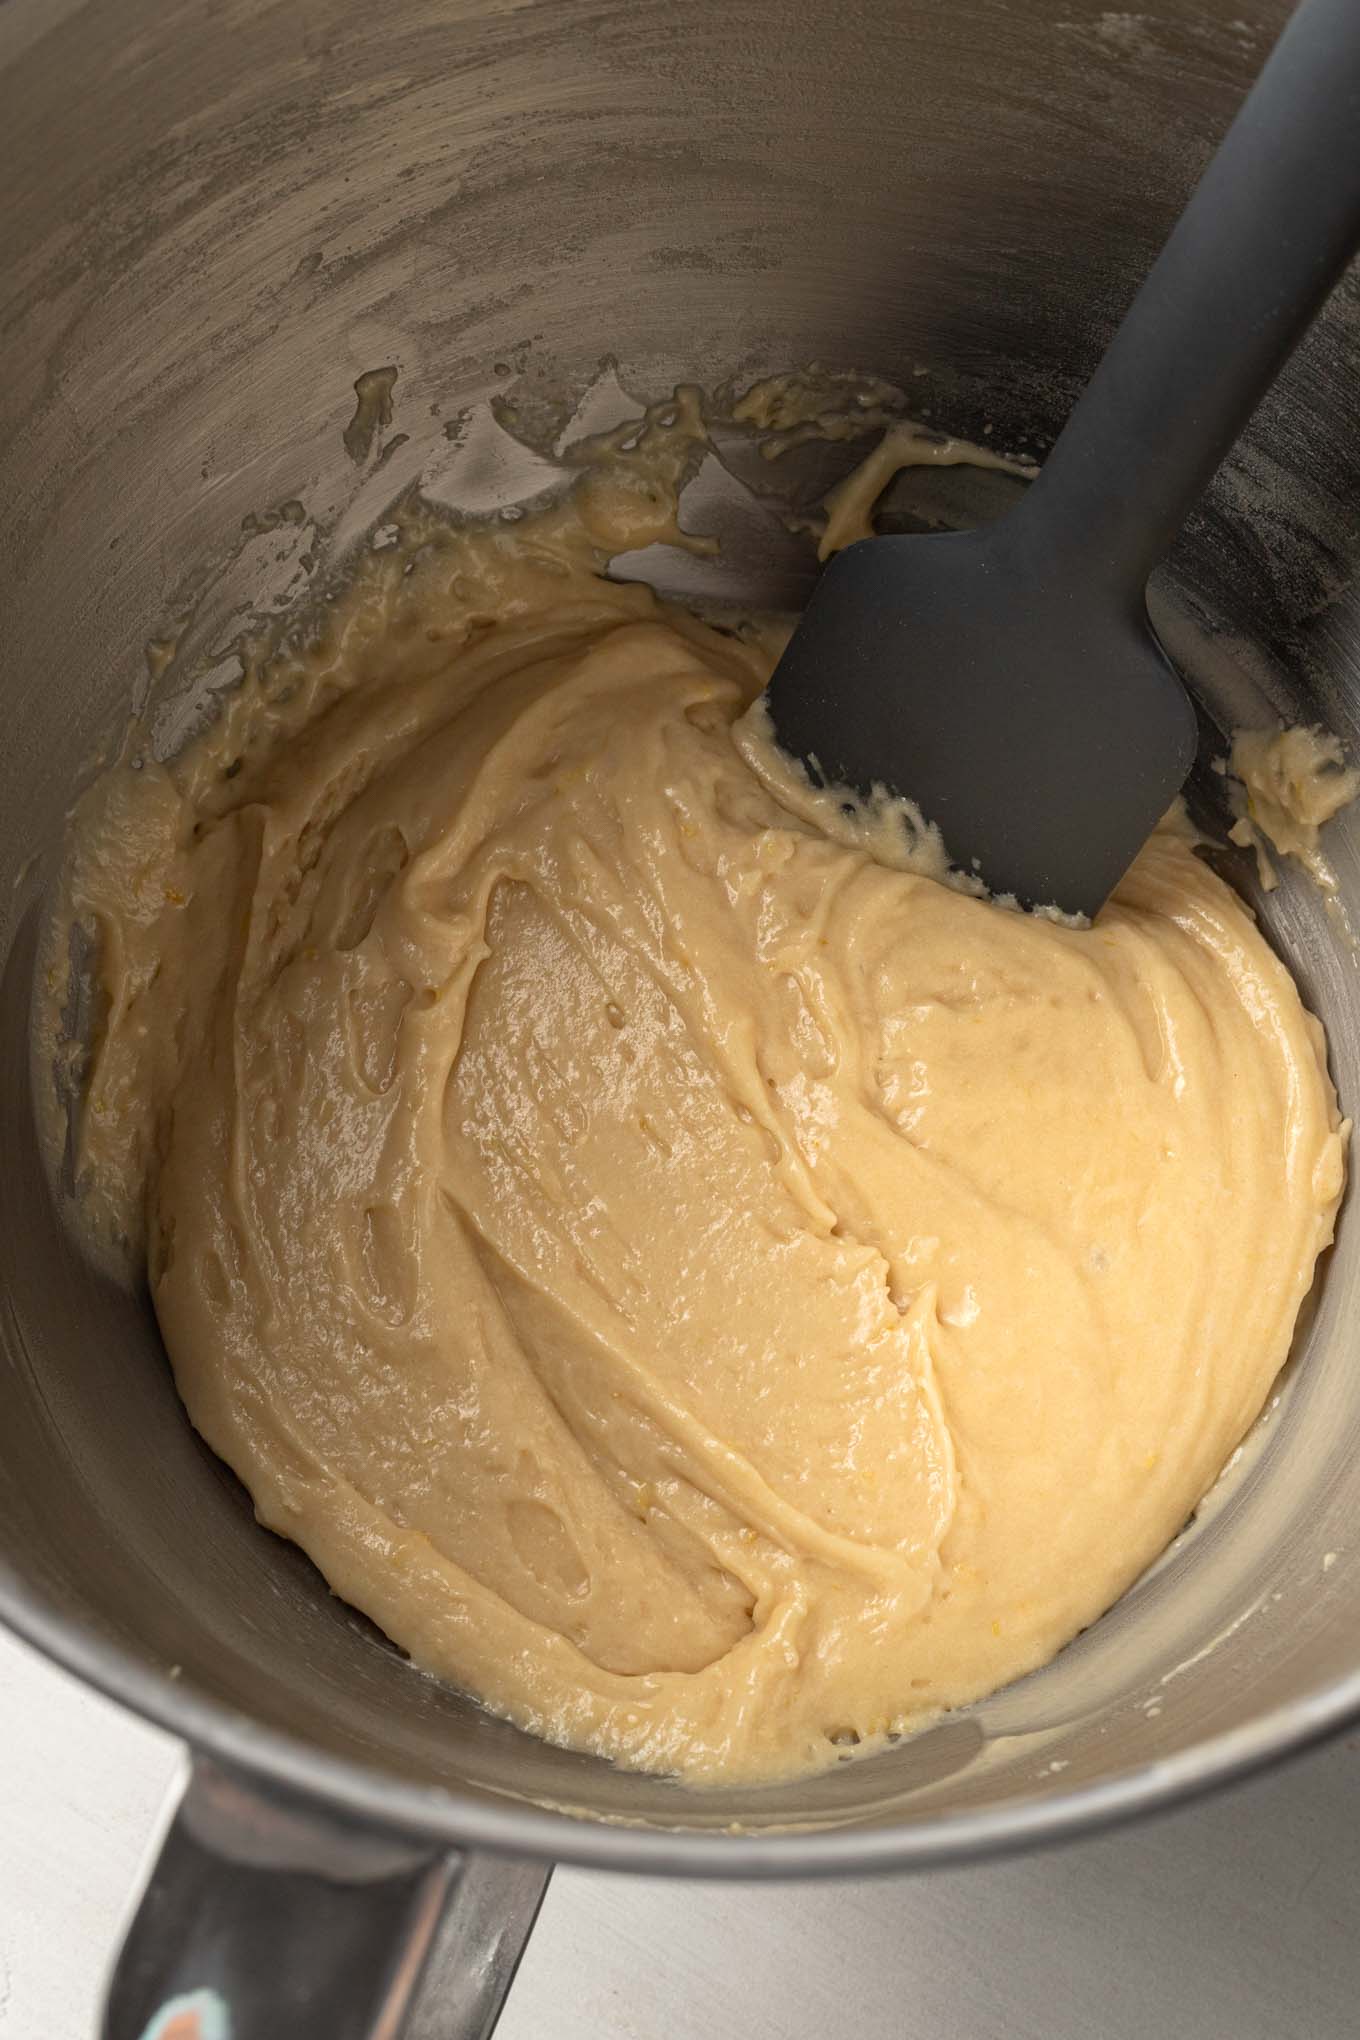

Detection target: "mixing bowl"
[4, 1, 1360, 2034]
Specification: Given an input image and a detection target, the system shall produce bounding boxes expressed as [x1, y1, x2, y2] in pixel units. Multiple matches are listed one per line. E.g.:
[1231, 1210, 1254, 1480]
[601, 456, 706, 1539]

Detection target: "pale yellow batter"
[48, 394, 1348, 1786]
[1227, 722, 1360, 895]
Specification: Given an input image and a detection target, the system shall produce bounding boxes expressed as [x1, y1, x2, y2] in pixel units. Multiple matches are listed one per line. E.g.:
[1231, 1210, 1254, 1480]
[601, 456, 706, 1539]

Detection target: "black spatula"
[762, 0, 1360, 919]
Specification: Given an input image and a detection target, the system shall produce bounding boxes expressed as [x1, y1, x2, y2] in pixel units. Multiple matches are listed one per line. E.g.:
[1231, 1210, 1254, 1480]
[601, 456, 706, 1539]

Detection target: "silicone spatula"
[761, 0, 1360, 918]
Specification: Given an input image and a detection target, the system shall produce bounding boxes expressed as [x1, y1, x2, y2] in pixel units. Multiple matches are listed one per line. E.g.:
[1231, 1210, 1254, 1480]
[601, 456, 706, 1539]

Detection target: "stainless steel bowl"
[5, 3, 1360, 2035]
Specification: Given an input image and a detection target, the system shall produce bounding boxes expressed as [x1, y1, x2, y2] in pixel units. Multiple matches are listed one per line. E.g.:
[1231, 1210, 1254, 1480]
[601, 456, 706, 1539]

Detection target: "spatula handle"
[1019, 0, 1360, 595]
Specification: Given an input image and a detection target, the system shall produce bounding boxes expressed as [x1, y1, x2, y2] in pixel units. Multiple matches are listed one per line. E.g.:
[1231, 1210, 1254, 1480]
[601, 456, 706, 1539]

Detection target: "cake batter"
[47, 392, 1348, 1786]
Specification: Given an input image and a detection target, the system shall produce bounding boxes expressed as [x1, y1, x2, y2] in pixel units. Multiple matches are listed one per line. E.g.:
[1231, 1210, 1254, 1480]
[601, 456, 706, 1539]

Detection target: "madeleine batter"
[48, 393, 1348, 1786]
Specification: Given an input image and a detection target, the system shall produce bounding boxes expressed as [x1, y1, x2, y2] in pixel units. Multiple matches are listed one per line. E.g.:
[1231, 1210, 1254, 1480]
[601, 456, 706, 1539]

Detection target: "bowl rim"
[2, 1549, 1356, 1876]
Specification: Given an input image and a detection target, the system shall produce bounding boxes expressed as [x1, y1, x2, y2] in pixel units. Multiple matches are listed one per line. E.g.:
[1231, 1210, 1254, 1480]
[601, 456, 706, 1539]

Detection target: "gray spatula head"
[762, 519, 1198, 921]
[759, 0, 1360, 921]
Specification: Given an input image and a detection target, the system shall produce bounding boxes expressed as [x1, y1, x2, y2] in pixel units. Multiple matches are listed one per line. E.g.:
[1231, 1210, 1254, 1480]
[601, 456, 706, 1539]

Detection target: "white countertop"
[4, 1621, 1360, 2040]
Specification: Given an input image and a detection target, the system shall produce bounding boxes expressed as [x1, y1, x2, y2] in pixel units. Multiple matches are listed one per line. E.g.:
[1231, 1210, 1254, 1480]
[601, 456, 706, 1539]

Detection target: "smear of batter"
[1227, 722, 1360, 894]
[44, 390, 1348, 1787]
